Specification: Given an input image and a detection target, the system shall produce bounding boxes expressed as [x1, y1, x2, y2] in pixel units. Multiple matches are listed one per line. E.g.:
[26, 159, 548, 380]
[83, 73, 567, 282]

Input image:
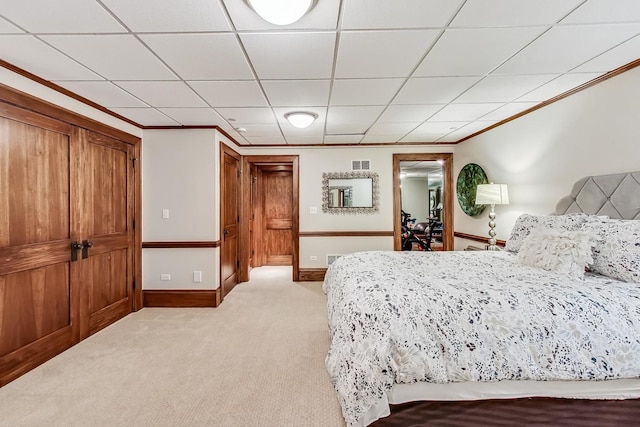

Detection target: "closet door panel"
[78, 130, 133, 338]
[0, 110, 75, 386]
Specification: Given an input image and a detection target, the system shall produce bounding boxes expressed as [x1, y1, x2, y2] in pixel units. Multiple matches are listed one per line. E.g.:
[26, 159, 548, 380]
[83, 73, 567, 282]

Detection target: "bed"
[323, 171, 640, 426]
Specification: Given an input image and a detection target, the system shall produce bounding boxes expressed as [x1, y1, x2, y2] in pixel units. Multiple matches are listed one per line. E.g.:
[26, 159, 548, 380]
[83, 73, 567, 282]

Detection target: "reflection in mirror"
[400, 160, 444, 251]
[322, 172, 379, 214]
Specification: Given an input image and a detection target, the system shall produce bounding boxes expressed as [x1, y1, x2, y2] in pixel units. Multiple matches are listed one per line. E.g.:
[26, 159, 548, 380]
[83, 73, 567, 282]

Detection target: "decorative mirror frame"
[322, 171, 379, 214]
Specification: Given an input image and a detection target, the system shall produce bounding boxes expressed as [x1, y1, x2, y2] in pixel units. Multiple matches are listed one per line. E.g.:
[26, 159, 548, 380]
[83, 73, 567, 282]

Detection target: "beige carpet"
[0, 266, 346, 427]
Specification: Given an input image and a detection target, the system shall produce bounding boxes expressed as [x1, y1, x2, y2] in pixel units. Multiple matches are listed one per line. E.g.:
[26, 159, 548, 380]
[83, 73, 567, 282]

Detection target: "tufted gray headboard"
[555, 171, 640, 219]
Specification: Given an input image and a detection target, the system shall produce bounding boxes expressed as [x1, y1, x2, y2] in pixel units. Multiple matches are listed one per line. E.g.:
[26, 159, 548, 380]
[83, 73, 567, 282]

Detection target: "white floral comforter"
[323, 251, 640, 426]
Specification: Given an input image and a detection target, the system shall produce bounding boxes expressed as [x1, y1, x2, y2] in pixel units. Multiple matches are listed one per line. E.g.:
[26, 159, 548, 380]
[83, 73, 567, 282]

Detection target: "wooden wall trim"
[143, 289, 220, 307]
[298, 268, 327, 282]
[142, 241, 220, 248]
[456, 58, 640, 144]
[454, 232, 506, 247]
[299, 231, 393, 237]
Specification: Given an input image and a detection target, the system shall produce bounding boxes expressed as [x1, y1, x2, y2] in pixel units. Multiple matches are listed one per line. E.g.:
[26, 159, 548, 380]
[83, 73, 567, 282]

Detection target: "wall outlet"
[309, 255, 318, 261]
[309, 206, 318, 214]
[160, 273, 171, 281]
[162, 209, 169, 219]
[193, 271, 202, 283]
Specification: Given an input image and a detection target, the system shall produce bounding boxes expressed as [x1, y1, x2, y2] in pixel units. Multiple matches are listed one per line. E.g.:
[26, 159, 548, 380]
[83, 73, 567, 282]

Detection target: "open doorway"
[240, 155, 300, 282]
[393, 153, 453, 251]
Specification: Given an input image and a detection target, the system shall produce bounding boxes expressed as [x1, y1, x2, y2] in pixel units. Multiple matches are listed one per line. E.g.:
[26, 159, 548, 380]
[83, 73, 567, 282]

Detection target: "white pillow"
[505, 213, 605, 253]
[517, 230, 595, 277]
[581, 220, 640, 283]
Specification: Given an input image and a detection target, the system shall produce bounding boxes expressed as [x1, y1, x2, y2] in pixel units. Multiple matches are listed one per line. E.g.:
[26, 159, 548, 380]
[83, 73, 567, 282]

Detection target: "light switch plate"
[310, 206, 318, 214]
[160, 273, 171, 281]
[162, 209, 169, 219]
[193, 271, 202, 283]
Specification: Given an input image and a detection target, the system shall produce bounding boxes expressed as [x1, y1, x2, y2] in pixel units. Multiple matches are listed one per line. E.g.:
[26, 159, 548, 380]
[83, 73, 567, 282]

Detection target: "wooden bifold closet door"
[0, 103, 135, 386]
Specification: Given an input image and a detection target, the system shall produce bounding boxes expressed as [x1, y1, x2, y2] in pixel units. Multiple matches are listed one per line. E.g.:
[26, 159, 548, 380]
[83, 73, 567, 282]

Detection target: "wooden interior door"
[262, 167, 293, 265]
[78, 130, 134, 338]
[221, 147, 240, 298]
[0, 107, 76, 386]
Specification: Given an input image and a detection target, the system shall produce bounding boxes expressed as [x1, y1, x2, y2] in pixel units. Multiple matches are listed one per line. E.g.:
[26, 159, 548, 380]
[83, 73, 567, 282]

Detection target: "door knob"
[71, 241, 84, 262]
[81, 240, 93, 259]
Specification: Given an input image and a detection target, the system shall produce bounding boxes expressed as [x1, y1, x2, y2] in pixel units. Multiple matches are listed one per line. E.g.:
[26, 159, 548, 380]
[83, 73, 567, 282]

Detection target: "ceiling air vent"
[352, 160, 371, 171]
[327, 254, 343, 266]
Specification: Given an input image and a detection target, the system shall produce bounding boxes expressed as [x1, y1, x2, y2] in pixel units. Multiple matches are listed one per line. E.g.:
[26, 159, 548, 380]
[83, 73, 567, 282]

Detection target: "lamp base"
[487, 205, 498, 251]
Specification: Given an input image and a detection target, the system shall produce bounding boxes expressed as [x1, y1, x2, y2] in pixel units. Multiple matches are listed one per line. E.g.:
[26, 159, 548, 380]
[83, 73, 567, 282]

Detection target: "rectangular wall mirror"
[322, 172, 379, 214]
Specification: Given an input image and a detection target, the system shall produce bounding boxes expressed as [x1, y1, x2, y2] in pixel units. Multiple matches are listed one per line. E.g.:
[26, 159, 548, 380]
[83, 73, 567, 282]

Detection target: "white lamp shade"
[475, 183, 509, 205]
[285, 111, 317, 128]
[247, 0, 315, 25]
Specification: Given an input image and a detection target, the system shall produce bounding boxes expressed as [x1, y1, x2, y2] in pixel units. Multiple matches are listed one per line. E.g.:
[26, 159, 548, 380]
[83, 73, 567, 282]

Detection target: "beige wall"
[453, 65, 640, 250]
[401, 177, 430, 222]
[142, 129, 221, 290]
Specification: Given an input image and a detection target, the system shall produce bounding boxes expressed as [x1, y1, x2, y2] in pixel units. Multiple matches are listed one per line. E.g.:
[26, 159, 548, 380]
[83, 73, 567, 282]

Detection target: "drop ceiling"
[1, 0, 639, 146]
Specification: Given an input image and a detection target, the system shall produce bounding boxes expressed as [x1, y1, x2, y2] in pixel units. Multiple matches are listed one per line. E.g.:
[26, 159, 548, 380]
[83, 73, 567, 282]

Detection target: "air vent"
[351, 160, 371, 171]
[327, 254, 343, 266]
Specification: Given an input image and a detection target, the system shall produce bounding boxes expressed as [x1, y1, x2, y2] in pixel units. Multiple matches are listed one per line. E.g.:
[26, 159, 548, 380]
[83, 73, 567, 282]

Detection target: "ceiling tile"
[42, 35, 177, 80]
[189, 81, 267, 107]
[393, 77, 480, 104]
[326, 106, 385, 134]
[224, 0, 339, 31]
[245, 136, 287, 145]
[140, 34, 253, 80]
[341, 0, 465, 29]
[360, 134, 404, 144]
[517, 73, 601, 102]
[429, 103, 502, 121]
[455, 75, 558, 103]
[562, 0, 640, 23]
[402, 121, 469, 142]
[0, 0, 125, 33]
[240, 32, 336, 80]
[436, 120, 499, 142]
[414, 27, 546, 77]
[496, 24, 640, 74]
[281, 122, 326, 137]
[0, 16, 24, 33]
[479, 102, 539, 121]
[0, 35, 100, 80]
[335, 30, 439, 78]
[324, 135, 365, 144]
[157, 108, 227, 126]
[215, 107, 277, 125]
[284, 136, 325, 145]
[110, 108, 179, 126]
[330, 78, 404, 105]
[100, 0, 231, 32]
[366, 122, 421, 135]
[573, 34, 640, 72]
[115, 81, 206, 108]
[378, 105, 443, 122]
[235, 124, 282, 137]
[262, 80, 330, 107]
[451, 0, 584, 26]
[55, 81, 148, 107]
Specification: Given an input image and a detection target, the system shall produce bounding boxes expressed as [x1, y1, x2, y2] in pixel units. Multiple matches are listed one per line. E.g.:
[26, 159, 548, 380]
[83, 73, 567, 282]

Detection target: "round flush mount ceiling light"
[245, 0, 318, 26]
[285, 111, 318, 128]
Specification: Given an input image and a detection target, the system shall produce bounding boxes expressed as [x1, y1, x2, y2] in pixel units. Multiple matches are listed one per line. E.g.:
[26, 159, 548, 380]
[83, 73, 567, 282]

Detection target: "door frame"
[392, 153, 454, 251]
[240, 155, 299, 282]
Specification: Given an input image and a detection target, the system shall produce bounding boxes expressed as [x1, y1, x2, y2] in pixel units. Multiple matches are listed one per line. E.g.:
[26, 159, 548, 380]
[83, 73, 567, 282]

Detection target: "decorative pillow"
[517, 230, 595, 277]
[505, 213, 602, 253]
[581, 220, 640, 283]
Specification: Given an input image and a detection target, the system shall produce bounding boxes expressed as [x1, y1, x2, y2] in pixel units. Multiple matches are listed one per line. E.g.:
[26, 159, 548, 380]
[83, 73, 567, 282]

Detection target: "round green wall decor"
[456, 163, 489, 217]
